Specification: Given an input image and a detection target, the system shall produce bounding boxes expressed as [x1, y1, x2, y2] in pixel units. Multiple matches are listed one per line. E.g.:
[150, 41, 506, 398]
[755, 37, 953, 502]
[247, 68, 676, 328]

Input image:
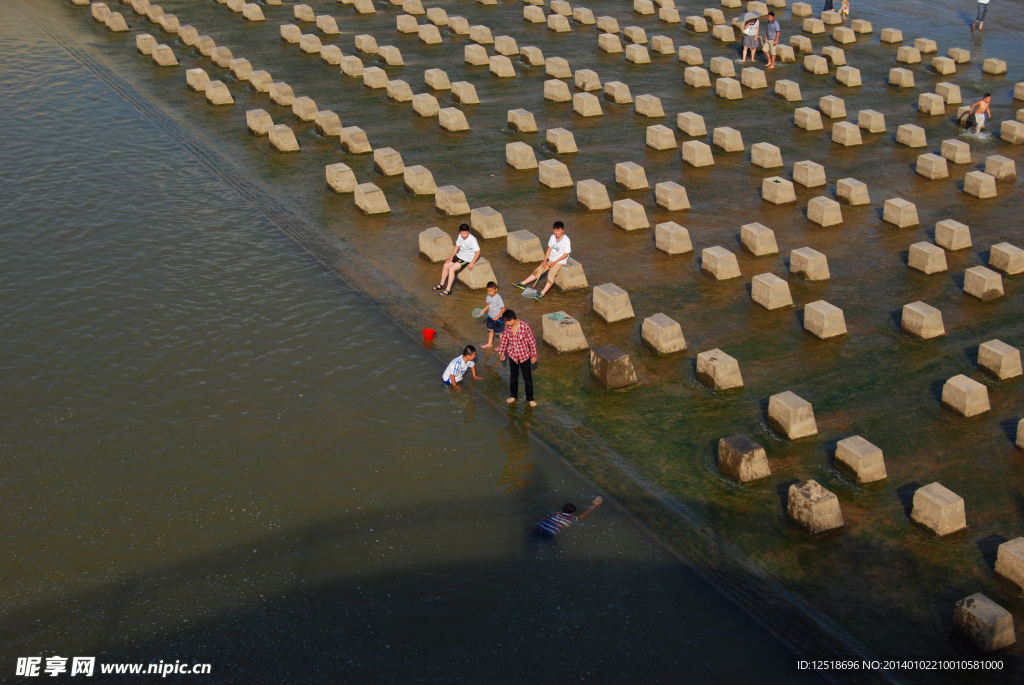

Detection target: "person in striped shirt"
[530, 497, 604, 542]
[496, 309, 538, 407]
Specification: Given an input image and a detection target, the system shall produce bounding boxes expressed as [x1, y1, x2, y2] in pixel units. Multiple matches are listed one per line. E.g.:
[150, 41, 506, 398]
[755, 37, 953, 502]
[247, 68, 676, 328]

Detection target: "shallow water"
[4, 0, 1024, 680]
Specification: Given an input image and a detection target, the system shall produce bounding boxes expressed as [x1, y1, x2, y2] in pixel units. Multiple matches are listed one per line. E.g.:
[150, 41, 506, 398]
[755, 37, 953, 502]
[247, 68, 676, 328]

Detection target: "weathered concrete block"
[740, 67, 767, 90]
[144, 4, 162, 23]
[794, 160, 826, 187]
[831, 121, 862, 147]
[439, 107, 470, 131]
[151, 44, 178, 66]
[918, 92, 945, 116]
[106, 12, 129, 31]
[246, 108, 273, 136]
[249, 71, 272, 92]
[544, 79, 571, 102]
[464, 44, 489, 66]
[701, 246, 740, 280]
[546, 56, 571, 78]
[426, 7, 447, 26]
[769, 391, 818, 439]
[914, 37, 937, 53]
[396, 14, 418, 33]
[908, 242, 947, 274]
[655, 221, 692, 254]
[990, 242, 1024, 276]
[791, 247, 830, 281]
[137, 33, 157, 55]
[469, 206, 507, 240]
[836, 178, 869, 205]
[506, 230, 545, 263]
[446, 15, 469, 34]
[229, 58, 253, 82]
[978, 340, 1022, 380]
[490, 55, 516, 77]
[341, 56, 364, 78]
[684, 67, 711, 87]
[205, 80, 234, 106]
[881, 27, 903, 43]
[625, 44, 651, 64]
[678, 45, 703, 66]
[590, 345, 638, 389]
[889, 67, 915, 88]
[912, 482, 967, 534]
[434, 185, 470, 216]
[643, 313, 687, 354]
[901, 301, 945, 339]
[417, 24, 442, 44]
[703, 8, 725, 24]
[548, 13, 572, 32]
[836, 66, 862, 87]
[716, 78, 742, 100]
[354, 182, 390, 214]
[636, 94, 664, 117]
[267, 83, 295, 108]
[293, 3, 314, 21]
[604, 81, 632, 104]
[157, 13, 179, 33]
[931, 56, 956, 75]
[573, 92, 603, 116]
[795, 107, 823, 130]
[186, 67, 210, 92]
[775, 80, 802, 103]
[677, 112, 706, 137]
[851, 18, 871, 33]
[788, 480, 843, 533]
[985, 155, 1016, 181]
[1001, 120, 1024, 144]
[718, 434, 770, 482]
[697, 349, 743, 390]
[883, 198, 919, 227]
[751, 273, 793, 310]
[575, 179, 610, 210]
[982, 58, 1007, 75]
[352, 0, 375, 13]
[593, 283, 635, 323]
[403, 0, 425, 14]
[832, 26, 855, 44]
[506, 142, 537, 170]
[916, 153, 949, 180]
[821, 9, 842, 24]
[575, 69, 601, 92]
[791, 2, 812, 16]
[378, 45, 405, 66]
[280, 24, 302, 43]
[954, 594, 1017, 654]
[292, 96, 319, 121]
[507, 108, 536, 132]
[790, 35, 812, 54]
[268, 124, 299, 152]
[573, 7, 596, 25]
[542, 311, 589, 353]
[647, 125, 676, 150]
[539, 159, 573, 188]
[821, 46, 846, 66]
[403, 165, 436, 194]
[547, 128, 577, 154]
[651, 35, 675, 53]
[776, 44, 796, 63]
[613, 199, 650, 231]
[470, 25, 494, 44]
[655, 182, 689, 210]
[599, 33, 623, 53]
[835, 436, 887, 484]
[373, 147, 404, 177]
[634, 0, 655, 15]
[941, 139, 971, 164]
[682, 140, 714, 168]
[597, 15, 620, 33]
[995, 538, 1024, 592]
[616, 162, 649, 190]
[412, 93, 439, 117]
[710, 56, 735, 77]
[92, 2, 111, 22]
[712, 24, 736, 42]
[762, 176, 796, 204]
[456, 257, 496, 290]
[326, 163, 357, 193]
[934, 219, 970, 250]
[804, 300, 846, 339]
[964, 171, 997, 199]
[946, 47, 970, 63]
[210, 46, 234, 69]
[741, 223, 778, 256]
[818, 96, 846, 119]
[942, 374, 991, 417]
[299, 33, 323, 54]
[896, 46, 921, 64]
[313, 15, 337, 34]
[523, 5, 545, 22]
[858, 109, 886, 132]
[424, 68, 451, 90]
[808, 197, 843, 227]
[804, 55, 828, 75]
[363, 67, 389, 89]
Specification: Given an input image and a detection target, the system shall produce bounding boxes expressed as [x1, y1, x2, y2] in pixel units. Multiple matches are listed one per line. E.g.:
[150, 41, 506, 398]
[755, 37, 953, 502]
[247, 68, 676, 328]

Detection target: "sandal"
[433, 284, 445, 291]
[439, 289, 451, 296]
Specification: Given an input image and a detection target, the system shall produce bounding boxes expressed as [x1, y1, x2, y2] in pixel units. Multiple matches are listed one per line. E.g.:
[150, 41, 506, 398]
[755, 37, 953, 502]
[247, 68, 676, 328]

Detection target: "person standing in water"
[971, 0, 990, 31]
[496, 310, 537, 407]
[966, 93, 992, 133]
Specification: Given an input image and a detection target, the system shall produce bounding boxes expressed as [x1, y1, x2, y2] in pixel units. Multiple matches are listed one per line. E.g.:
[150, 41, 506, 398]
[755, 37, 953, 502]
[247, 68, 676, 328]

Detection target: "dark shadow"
[976, 533, 1008, 572]
[950, 272, 966, 290]
[928, 379, 946, 403]
[823, 438, 840, 470]
[998, 417, 1021, 448]
[977, 247, 991, 264]
[873, 206, 884, 221]
[898, 249, 910, 266]
[743, 280, 753, 297]
[794, 307, 805, 328]
[897, 482, 922, 520]
[888, 308, 903, 330]
[758, 395, 771, 424]
[965, 344, 980, 369]
[776, 479, 801, 513]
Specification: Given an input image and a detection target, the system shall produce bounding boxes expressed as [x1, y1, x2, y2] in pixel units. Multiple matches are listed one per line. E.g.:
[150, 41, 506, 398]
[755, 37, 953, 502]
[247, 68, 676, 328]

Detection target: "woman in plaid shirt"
[496, 309, 538, 407]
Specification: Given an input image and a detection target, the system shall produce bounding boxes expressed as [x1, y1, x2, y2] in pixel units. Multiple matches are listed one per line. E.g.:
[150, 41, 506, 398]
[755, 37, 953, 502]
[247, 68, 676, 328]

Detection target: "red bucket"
[422, 328, 436, 342]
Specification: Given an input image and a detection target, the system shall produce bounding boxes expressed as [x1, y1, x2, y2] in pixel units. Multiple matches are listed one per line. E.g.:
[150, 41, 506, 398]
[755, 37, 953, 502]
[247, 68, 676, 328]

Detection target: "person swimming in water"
[530, 497, 603, 542]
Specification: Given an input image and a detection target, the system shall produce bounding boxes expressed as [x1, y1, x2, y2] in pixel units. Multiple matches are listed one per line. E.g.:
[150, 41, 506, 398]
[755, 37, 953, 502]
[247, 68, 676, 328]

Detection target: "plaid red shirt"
[497, 320, 537, 363]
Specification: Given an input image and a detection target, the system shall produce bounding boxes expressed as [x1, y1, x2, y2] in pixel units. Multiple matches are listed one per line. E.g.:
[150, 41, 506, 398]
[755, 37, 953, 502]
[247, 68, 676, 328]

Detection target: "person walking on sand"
[434, 224, 480, 297]
[741, 17, 760, 63]
[763, 12, 781, 68]
[971, 0, 990, 31]
[965, 93, 992, 133]
[496, 310, 538, 407]
[512, 221, 571, 302]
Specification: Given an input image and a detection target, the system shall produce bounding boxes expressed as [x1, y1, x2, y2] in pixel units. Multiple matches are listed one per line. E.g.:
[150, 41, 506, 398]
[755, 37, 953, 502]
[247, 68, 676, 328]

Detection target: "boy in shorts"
[442, 345, 481, 389]
[512, 221, 571, 301]
[481, 281, 505, 349]
[434, 224, 480, 297]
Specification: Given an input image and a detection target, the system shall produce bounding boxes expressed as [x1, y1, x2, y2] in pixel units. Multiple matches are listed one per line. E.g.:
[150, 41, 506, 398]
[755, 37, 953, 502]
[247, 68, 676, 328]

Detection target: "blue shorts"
[486, 317, 505, 334]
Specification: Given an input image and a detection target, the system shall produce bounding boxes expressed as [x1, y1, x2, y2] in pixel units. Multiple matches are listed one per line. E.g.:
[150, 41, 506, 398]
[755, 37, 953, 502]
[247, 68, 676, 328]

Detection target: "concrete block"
[616, 162, 648, 190]
[293, 3, 315, 21]
[340, 56, 364, 78]
[1002, 120, 1024, 144]
[326, 163, 357, 193]
[373, 147, 404, 177]
[942, 374, 991, 416]
[575, 69, 602, 92]
[916, 153, 949, 180]
[912, 482, 967, 534]
[547, 128, 578, 154]
[834, 436, 887, 484]
[430, 187, 469, 217]
[634, 0, 655, 15]
[964, 171, 997, 199]
[832, 26, 855, 44]
[776, 80, 802, 102]
[439, 107, 470, 131]
[880, 28, 903, 43]
[882, 198, 919, 227]
[625, 44, 651, 64]
[577, 179, 611, 210]
[249, 71, 272, 92]
[507, 108, 536, 132]
[918, 92, 945, 116]
[751, 273, 793, 310]
[464, 44, 489, 66]
[523, 4, 545, 21]
[456, 257, 496, 290]
[136, 33, 157, 55]
[954, 594, 1017, 654]
[897, 46, 921, 64]
[889, 67, 915, 88]
[741, 67, 767, 89]
[92, 2, 111, 22]
[506, 230, 545, 263]
[426, 8, 447, 26]
[590, 345, 638, 390]
[268, 124, 299, 152]
[978, 340, 1022, 380]
[790, 35, 812, 54]
[776, 44, 796, 63]
[945, 47, 970, 63]
[402, 0, 424, 14]
[677, 112, 706, 136]
[682, 141, 714, 167]
[655, 182, 689, 210]
[684, 67, 711, 88]
[821, 9, 842, 25]
[542, 312, 589, 353]
[964, 265, 1005, 301]
[808, 196, 842, 227]
[643, 313, 687, 354]
[653, 36, 676, 56]
[151, 45, 178, 66]
[205, 80, 234, 106]
[647, 125, 677, 150]
[737, 222, 776, 256]
[746, 144, 783, 172]
[701, 246, 741, 280]
[158, 14, 179, 33]
[791, 247, 829, 281]
[105, 12, 129, 31]
[354, 34, 378, 55]
[315, 15, 338, 34]
[494, 36, 518, 56]
[341, 126, 371, 154]
[470, 25, 494, 44]
[858, 109, 886, 132]
[931, 56, 956, 76]
[703, 8, 725, 24]
[716, 78, 742, 100]
[834, 178, 868, 206]
[186, 68, 210, 92]
[544, 79, 571, 102]
[803, 19, 824, 35]
[612, 199, 650, 231]
[901, 301, 945, 339]
[721, 0, 741, 7]
[573, 8, 596, 25]
[604, 81, 632, 104]
[396, 14, 419, 33]
[832, 121, 862, 146]
[506, 142, 538, 169]
[209, 46, 233, 69]
[896, 124, 926, 148]
[718, 434, 770, 482]
[793, 160, 825, 188]
[599, 33, 623, 53]
[597, 16, 620, 33]
[804, 300, 846, 339]
[489, 55, 516, 77]
[281, 24, 302, 44]
[229, 58, 252, 82]
[246, 108, 273, 135]
[985, 156, 1016, 181]
[915, 37, 938, 52]
[424, 69, 451, 91]
[290, 96, 316, 121]
[851, 19, 872, 33]
[697, 349, 743, 390]
[769, 391, 818, 439]
[762, 176, 796, 204]
[574, 93, 603, 117]
[539, 159, 573, 188]
[412, 93, 439, 117]
[144, 4, 162, 23]
[545, 57, 572, 80]
[469, 206, 507, 240]
[417, 24, 442, 44]
[935, 219, 971, 251]
[795, 107, 823, 130]
[548, 14, 572, 32]
[362, 67, 389, 89]
[836, 66, 862, 87]
[791, 2, 812, 15]
[712, 24, 736, 42]
[352, 0, 376, 12]
[404, 165, 436, 194]
[354, 183, 390, 214]
[990, 242, 1024, 275]
[678, 45, 703, 65]
[593, 283, 635, 323]
[819, 95, 846, 119]
[788, 480, 843, 533]
[908, 243, 947, 274]
[636, 94, 664, 118]
[446, 16, 469, 34]
[941, 139, 971, 164]
[710, 56, 735, 77]
[624, 25, 648, 44]
[655, 221, 692, 254]
[378, 45, 405, 66]
[982, 58, 1006, 75]
[821, 46, 846, 66]
[995, 538, 1024, 592]
[804, 55, 828, 75]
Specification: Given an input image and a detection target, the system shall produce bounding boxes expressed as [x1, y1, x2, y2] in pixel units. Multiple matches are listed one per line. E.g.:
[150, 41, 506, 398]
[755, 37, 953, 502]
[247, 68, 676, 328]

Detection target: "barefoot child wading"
[442, 345, 481, 388]
[481, 281, 505, 349]
[434, 224, 480, 297]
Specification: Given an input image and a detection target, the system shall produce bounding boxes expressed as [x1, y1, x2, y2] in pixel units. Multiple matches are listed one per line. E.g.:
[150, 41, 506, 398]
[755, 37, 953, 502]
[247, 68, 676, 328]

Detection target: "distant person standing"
[840, 0, 850, 21]
[971, 0, 990, 31]
[763, 12, 782, 68]
[741, 17, 760, 62]
[496, 310, 538, 407]
[965, 93, 992, 132]
[823, 0, 835, 11]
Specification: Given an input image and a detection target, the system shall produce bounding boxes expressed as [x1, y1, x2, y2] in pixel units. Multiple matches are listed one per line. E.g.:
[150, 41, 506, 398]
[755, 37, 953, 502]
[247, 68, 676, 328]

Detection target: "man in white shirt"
[513, 222, 571, 301]
[434, 224, 480, 296]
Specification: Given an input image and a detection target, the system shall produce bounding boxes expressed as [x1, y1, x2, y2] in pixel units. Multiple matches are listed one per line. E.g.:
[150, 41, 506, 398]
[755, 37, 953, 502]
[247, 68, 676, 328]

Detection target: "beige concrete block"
[740, 223, 777, 256]
[144, 4, 162, 23]
[982, 58, 1007, 75]
[542, 311, 589, 353]
[751, 273, 792, 310]
[186, 67, 210, 92]
[913, 37, 936, 53]
[105, 12, 129, 31]
[791, 247, 829, 281]
[901, 301, 945, 339]
[575, 69, 602, 92]
[643, 313, 687, 354]
[268, 124, 299, 152]
[831, 121, 862, 147]
[455, 257, 496, 290]
[326, 163, 357, 193]
[229, 58, 253, 82]
[552, 259, 587, 292]
[624, 25, 648, 43]
[506, 230, 545, 263]
[539, 159, 573, 188]
[354, 35, 378, 55]
[832, 26, 855, 44]
[604, 81, 632, 104]
[889, 67, 915, 88]
[92, 2, 111, 21]
[523, 4, 545, 21]
[741, 67, 767, 89]
[776, 80, 802, 102]
[634, 0, 655, 14]
[451, 81, 479, 104]
[803, 18, 825, 35]
[793, 160, 824, 187]
[770, 391, 818, 439]
[791, 2, 812, 15]
[546, 128, 578, 154]
[990, 242, 1024, 275]
[354, 183, 390, 215]
[701, 246, 740, 280]
[897, 46, 921, 64]
[834, 436, 887, 484]
[507, 108, 536, 132]
[577, 179, 611, 210]
[417, 24, 443, 44]
[678, 45, 703, 65]
[978, 340, 1022, 380]
[995, 538, 1024, 592]
[985, 155, 1016, 181]
[424, 68, 451, 90]
[403, 165, 436, 195]
[941, 139, 971, 164]
[636, 94, 664, 117]
[912, 482, 967, 534]
[341, 126, 372, 153]
[464, 44, 489, 66]
[616, 162, 648, 190]
[599, 33, 623, 53]
[597, 15, 620, 32]
[712, 24, 736, 41]
[412, 93, 439, 117]
[964, 265, 1005, 301]
[548, 13, 572, 32]
[804, 55, 828, 75]
[205, 80, 234, 106]
[353, 0, 376, 13]
[378, 45, 404, 66]
[137, 33, 157, 55]
[249, 71, 272, 92]
[943, 47, 969, 63]
[895, 124, 926, 148]
[804, 300, 846, 339]
[613, 199, 650, 231]
[908, 242, 947, 274]
[396, 14, 419, 33]
[651, 35, 675, 54]
[340, 56, 364, 78]
[573, 92, 603, 116]
[964, 171, 997, 199]
[703, 7, 725, 24]
[655, 221, 692, 254]
[494, 36, 518, 56]
[546, 56, 571, 78]
[313, 15, 337, 34]
[590, 345, 637, 389]
[544, 79, 571, 102]
[709, 127, 741, 153]
[836, 66, 862, 87]
[647, 125, 677, 150]
[795, 107, 822, 130]
[157, 13, 179, 33]
[289, 96, 316, 121]
[439, 106, 471, 131]
[403, 0, 424, 14]
[1002, 120, 1024, 144]
[246, 108, 273, 135]
[808, 196, 842, 226]
[489, 55, 516, 77]
[684, 67, 711, 88]
[878, 27, 900, 43]
[371, 147, 404, 176]
[776, 44, 796, 63]
[818, 95, 846, 119]
[655, 182, 689, 210]
[468, 206, 507, 240]
[293, 3, 315, 21]
[762, 176, 796, 204]
[626, 44, 651, 63]
[362, 67, 389, 89]
[210, 46, 233, 69]
[858, 109, 886, 133]
[426, 8, 447, 26]
[821, 46, 846, 66]
[593, 283, 635, 323]
[506, 142, 537, 170]
[788, 480, 843, 533]
[942, 375, 991, 416]
[931, 56, 956, 76]
[717, 434, 770, 483]
[446, 16, 469, 34]
[434, 185, 470, 216]
[697, 349, 743, 390]
[281, 24, 302, 43]
[677, 112, 706, 136]
[470, 25, 494, 44]
[151, 44, 178, 66]
[833, 178, 867, 206]
[918, 92, 945, 116]
[954, 594, 1017, 654]
[790, 35, 812, 54]
[710, 56, 735, 77]
[935, 219, 971, 251]
[573, 7, 596, 25]
[716, 77, 742, 100]
[821, 9, 842, 24]
[916, 153, 949, 180]
[682, 140, 714, 167]
[881, 198, 918, 227]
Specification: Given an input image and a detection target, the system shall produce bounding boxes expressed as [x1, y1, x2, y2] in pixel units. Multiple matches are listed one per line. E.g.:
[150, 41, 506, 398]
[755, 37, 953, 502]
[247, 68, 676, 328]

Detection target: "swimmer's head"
[562, 503, 577, 514]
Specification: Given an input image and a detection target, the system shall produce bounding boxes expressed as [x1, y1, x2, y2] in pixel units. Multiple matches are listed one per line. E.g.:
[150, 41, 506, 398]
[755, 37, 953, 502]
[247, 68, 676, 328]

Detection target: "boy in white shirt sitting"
[434, 224, 480, 297]
[513, 221, 571, 301]
[442, 345, 480, 388]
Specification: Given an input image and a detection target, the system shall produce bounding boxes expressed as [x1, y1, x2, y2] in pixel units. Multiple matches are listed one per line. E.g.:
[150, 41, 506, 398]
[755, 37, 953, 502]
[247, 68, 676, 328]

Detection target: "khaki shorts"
[762, 40, 777, 55]
[529, 261, 563, 283]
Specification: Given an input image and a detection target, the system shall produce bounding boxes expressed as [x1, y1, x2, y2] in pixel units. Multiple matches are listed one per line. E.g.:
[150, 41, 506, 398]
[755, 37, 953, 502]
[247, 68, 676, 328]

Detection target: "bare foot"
[506, 397, 516, 404]
[481, 344, 492, 349]
[528, 401, 537, 408]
